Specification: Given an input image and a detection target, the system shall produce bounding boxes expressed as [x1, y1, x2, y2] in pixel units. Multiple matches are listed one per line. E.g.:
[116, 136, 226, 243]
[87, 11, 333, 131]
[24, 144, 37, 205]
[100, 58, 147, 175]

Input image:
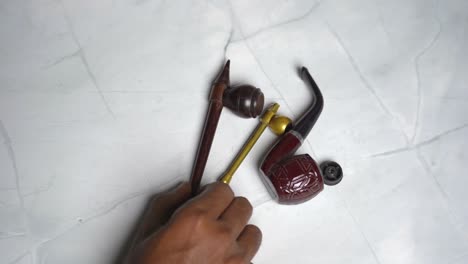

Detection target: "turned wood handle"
[189, 61, 230, 195]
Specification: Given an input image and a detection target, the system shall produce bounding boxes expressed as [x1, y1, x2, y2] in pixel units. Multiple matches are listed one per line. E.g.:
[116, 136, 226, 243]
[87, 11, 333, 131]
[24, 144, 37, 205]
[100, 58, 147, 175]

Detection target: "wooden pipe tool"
[189, 61, 265, 195]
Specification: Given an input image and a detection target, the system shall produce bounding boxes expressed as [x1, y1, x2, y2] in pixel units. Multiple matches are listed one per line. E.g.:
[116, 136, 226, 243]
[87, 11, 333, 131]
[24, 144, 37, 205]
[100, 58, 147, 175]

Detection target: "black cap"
[320, 161, 343, 186]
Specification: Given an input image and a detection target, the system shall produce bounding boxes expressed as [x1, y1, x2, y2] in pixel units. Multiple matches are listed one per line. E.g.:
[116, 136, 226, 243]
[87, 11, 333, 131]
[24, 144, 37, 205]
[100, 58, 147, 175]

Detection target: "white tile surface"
[1, 0, 468, 263]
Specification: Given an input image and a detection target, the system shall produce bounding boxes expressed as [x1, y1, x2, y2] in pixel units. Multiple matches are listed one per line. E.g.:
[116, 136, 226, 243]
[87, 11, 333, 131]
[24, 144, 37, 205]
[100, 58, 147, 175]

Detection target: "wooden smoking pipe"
[219, 103, 291, 184]
[189, 61, 265, 194]
[259, 67, 343, 205]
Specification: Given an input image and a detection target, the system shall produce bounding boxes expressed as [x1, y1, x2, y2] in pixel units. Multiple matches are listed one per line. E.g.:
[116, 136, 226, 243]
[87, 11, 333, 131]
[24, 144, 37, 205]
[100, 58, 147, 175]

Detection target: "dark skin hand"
[125, 182, 262, 264]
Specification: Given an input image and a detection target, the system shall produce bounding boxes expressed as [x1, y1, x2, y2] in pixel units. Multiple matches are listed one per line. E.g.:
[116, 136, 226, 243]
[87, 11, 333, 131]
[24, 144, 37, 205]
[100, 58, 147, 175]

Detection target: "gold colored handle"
[220, 103, 280, 184]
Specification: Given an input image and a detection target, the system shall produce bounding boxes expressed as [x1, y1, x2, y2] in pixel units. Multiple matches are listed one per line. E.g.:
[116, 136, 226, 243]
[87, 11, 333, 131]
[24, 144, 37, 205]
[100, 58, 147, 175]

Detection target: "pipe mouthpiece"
[292, 66, 323, 139]
[300, 66, 308, 77]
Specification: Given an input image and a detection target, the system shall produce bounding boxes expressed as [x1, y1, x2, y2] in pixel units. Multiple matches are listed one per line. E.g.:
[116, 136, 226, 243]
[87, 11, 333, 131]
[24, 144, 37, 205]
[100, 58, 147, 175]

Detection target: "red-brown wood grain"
[189, 61, 230, 195]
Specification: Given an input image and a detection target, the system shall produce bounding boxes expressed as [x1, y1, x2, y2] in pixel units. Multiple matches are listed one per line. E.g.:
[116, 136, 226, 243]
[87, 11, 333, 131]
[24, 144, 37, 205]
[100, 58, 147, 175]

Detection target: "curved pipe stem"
[293, 67, 324, 139]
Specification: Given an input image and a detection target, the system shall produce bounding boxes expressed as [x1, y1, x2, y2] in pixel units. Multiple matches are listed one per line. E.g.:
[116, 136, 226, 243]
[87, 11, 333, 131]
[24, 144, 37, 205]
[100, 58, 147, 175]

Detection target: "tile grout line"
[59, 1, 116, 119]
[0, 120, 25, 209]
[411, 0, 442, 144]
[229, 0, 323, 44]
[416, 150, 468, 248]
[338, 189, 383, 264]
[368, 122, 468, 158]
[324, 20, 411, 147]
[8, 251, 30, 264]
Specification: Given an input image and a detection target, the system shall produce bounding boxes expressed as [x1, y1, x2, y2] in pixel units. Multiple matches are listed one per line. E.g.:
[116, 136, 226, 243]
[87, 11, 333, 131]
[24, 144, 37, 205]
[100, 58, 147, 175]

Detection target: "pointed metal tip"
[215, 60, 230, 85]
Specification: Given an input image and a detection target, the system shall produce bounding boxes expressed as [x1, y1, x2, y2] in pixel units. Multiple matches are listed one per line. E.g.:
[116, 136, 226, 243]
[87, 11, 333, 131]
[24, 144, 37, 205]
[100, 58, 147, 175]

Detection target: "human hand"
[125, 182, 262, 264]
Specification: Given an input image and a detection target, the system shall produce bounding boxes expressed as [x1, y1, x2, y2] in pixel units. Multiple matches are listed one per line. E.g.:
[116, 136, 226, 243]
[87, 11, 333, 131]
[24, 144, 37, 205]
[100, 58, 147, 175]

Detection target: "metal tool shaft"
[220, 103, 280, 184]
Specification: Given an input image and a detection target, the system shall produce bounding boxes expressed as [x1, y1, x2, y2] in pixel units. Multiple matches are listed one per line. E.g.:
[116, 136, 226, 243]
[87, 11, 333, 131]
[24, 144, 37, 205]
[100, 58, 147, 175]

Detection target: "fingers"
[180, 182, 234, 218]
[219, 197, 253, 237]
[132, 182, 192, 245]
[152, 181, 192, 222]
[237, 224, 262, 262]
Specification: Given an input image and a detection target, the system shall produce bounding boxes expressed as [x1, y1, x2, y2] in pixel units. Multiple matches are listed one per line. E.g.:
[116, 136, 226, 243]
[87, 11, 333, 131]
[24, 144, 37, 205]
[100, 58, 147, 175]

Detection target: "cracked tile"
[1, 0, 468, 263]
[0, 0, 80, 92]
[229, 0, 320, 39]
[0, 142, 16, 190]
[0, 236, 33, 264]
[345, 151, 467, 264]
[61, 0, 231, 92]
[419, 127, 468, 239]
[36, 193, 145, 264]
[251, 199, 378, 264]
[11, 253, 32, 264]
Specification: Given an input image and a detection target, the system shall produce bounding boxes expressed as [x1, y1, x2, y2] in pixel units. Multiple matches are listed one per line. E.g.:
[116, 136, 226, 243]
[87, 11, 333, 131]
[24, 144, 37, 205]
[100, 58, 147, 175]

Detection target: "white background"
[1, 0, 468, 263]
